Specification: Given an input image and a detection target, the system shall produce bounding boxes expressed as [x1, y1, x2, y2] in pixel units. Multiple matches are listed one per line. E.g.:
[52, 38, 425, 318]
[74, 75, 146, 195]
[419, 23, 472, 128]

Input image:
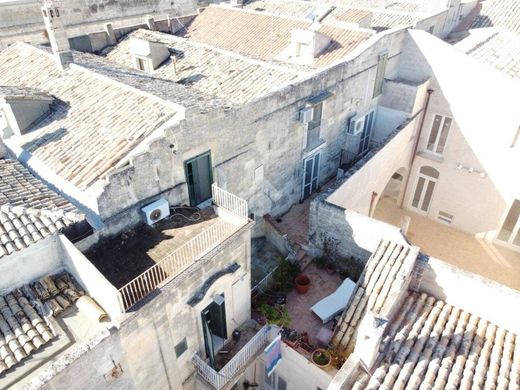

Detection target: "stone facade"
[34, 223, 252, 390]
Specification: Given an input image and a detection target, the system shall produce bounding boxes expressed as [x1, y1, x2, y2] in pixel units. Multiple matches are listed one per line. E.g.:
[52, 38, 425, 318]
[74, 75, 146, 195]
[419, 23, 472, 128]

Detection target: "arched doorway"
[380, 167, 407, 205]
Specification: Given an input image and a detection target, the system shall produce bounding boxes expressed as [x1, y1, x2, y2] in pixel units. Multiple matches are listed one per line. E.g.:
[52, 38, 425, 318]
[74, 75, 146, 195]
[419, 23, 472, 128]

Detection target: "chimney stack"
[41, 0, 73, 69]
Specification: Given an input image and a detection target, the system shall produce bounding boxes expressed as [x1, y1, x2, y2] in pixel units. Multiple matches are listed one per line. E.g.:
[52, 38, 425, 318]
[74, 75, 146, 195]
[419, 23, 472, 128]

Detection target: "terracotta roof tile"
[331, 240, 417, 355]
[0, 158, 82, 258]
[177, 6, 372, 68]
[470, 0, 520, 35]
[105, 29, 300, 104]
[457, 28, 520, 80]
[335, 8, 372, 23]
[0, 44, 178, 190]
[351, 291, 520, 390]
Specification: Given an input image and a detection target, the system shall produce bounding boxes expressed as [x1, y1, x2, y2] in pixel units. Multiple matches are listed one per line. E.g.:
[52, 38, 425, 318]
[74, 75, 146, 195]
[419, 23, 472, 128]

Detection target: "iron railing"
[118, 185, 248, 311]
[193, 325, 270, 389]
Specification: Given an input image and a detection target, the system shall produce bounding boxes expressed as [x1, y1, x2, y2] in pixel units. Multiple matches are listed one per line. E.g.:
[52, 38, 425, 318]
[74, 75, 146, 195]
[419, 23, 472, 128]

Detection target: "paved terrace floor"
[374, 197, 520, 291]
[286, 263, 343, 345]
[86, 207, 222, 288]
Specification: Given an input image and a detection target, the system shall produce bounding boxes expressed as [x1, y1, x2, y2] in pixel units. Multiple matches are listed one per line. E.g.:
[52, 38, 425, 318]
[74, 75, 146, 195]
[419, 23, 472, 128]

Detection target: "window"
[426, 115, 452, 154]
[411, 166, 439, 213]
[136, 57, 147, 72]
[373, 51, 388, 97]
[497, 200, 520, 247]
[358, 109, 376, 154]
[265, 368, 287, 390]
[175, 338, 188, 358]
[306, 102, 323, 149]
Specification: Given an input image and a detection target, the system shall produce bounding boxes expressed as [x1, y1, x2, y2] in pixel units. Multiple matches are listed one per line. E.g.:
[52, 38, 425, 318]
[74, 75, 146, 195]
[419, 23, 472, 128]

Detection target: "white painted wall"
[419, 257, 520, 334]
[59, 235, 124, 320]
[0, 235, 63, 293]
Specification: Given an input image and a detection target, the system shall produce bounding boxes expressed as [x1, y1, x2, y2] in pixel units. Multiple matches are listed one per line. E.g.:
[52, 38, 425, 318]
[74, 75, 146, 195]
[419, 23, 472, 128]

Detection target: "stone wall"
[37, 223, 252, 390]
[308, 199, 407, 262]
[0, 0, 200, 49]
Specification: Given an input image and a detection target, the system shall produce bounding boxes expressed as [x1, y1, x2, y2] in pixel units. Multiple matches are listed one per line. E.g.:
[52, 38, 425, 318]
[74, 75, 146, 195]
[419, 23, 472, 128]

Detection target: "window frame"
[425, 113, 452, 156]
[373, 51, 388, 98]
[305, 101, 324, 149]
[410, 166, 439, 215]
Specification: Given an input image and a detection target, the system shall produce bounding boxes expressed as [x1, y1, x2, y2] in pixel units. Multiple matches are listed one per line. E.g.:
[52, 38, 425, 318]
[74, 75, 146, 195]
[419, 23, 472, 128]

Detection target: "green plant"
[320, 234, 340, 262]
[272, 257, 301, 292]
[328, 347, 347, 369]
[312, 349, 331, 366]
[336, 256, 364, 282]
[258, 304, 291, 327]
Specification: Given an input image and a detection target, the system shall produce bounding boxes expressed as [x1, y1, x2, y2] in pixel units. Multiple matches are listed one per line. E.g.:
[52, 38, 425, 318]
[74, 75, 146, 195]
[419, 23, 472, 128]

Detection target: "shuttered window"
[373, 52, 388, 97]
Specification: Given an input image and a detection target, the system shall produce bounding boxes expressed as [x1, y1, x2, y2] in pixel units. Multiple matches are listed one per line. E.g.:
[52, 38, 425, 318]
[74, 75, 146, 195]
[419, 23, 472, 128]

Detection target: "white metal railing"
[118, 186, 248, 311]
[193, 325, 270, 389]
[211, 184, 248, 220]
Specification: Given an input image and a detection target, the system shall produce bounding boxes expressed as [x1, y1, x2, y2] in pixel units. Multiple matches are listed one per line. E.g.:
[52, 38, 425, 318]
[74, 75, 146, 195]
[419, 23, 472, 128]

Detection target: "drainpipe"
[400, 88, 434, 208]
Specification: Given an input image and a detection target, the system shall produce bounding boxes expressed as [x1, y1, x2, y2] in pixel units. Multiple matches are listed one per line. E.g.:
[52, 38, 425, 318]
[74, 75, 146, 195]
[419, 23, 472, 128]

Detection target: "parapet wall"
[0, 0, 199, 49]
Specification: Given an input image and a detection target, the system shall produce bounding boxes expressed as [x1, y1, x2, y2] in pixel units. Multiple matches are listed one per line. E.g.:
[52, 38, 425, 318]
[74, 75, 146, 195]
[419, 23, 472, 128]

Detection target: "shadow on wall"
[309, 198, 372, 265]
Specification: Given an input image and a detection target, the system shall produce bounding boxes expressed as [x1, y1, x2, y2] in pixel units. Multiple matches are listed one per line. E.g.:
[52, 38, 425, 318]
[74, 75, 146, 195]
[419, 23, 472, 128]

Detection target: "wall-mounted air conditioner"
[142, 198, 170, 225]
[347, 113, 365, 135]
[298, 107, 314, 123]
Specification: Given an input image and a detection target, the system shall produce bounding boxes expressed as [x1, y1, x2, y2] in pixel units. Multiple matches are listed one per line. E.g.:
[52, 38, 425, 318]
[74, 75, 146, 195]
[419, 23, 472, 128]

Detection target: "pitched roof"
[331, 240, 418, 355]
[470, 0, 520, 35]
[0, 158, 82, 258]
[456, 28, 520, 79]
[335, 8, 372, 23]
[105, 29, 301, 104]
[0, 43, 178, 190]
[0, 86, 53, 102]
[351, 291, 520, 390]
[0, 272, 83, 375]
[177, 6, 372, 68]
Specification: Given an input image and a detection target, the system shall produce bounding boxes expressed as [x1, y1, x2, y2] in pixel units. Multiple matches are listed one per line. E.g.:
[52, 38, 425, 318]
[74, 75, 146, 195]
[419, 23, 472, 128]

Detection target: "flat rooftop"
[85, 207, 221, 289]
[374, 197, 520, 291]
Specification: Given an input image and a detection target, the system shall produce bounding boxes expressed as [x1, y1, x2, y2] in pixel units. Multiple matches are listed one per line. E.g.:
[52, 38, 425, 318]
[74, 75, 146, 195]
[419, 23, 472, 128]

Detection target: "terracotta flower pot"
[311, 349, 331, 369]
[294, 274, 311, 294]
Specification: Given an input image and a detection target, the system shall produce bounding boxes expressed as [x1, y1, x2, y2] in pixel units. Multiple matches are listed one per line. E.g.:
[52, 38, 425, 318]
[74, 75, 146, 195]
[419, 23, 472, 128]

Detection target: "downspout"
[399, 88, 434, 208]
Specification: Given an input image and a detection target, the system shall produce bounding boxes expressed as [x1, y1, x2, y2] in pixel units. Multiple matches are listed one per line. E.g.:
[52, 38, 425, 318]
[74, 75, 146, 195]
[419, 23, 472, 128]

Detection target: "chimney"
[41, 0, 72, 69]
[291, 27, 331, 65]
[353, 312, 388, 370]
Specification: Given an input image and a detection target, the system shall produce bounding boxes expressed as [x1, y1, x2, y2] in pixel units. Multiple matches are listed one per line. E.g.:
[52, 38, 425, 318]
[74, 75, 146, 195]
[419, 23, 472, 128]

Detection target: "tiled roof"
[105, 29, 301, 104]
[335, 8, 372, 23]
[0, 43, 178, 190]
[245, 0, 421, 32]
[0, 158, 82, 259]
[331, 240, 417, 355]
[0, 272, 83, 375]
[470, 0, 520, 35]
[351, 291, 520, 390]
[456, 28, 520, 79]
[177, 6, 372, 68]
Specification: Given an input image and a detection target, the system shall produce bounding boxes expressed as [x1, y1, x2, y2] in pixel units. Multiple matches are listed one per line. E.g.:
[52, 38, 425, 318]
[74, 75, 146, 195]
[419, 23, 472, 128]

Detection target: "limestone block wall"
[308, 199, 406, 262]
[39, 224, 252, 390]
[0, 0, 200, 49]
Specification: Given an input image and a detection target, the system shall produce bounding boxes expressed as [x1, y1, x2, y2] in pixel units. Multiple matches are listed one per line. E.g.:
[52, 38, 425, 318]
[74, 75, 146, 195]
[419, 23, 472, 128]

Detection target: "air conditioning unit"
[347, 114, 365, 135]
[298, 107, 314, 123]
[142, 198, 170, 225]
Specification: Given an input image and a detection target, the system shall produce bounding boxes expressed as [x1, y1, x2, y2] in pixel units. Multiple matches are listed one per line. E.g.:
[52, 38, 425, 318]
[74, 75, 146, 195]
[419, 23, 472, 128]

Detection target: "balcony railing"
[118, 185, 248, 311]
[193, 325, 270, 389]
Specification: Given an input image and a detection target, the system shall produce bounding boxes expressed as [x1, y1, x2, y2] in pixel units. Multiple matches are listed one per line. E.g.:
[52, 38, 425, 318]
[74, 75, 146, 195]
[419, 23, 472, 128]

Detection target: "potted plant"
[311, 348, 331, 369]
[294, 274, 311, 294]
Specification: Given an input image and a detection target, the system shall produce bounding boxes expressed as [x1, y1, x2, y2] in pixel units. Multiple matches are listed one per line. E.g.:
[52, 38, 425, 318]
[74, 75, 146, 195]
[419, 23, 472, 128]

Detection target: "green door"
[185, 152, 213, 206]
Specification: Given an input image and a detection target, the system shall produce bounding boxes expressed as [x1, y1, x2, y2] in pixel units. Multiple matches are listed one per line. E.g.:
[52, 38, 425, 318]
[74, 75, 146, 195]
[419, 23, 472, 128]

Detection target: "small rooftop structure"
[105, 29, 300, 104]
[175, 6, 373, 68]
